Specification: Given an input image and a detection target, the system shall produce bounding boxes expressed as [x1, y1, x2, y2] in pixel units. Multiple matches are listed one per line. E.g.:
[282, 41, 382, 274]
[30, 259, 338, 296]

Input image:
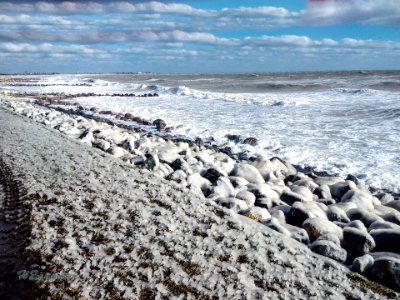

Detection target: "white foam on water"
[4, 75, 400, 193]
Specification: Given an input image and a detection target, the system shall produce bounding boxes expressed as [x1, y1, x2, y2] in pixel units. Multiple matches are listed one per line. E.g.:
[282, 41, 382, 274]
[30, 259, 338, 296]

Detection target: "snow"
[0, 93, 397, 299]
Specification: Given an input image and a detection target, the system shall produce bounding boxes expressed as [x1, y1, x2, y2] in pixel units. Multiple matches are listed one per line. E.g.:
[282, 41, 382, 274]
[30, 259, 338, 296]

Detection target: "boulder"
[292, 179, 319, 192]
[187, 173, 211, 194]
[291, 185, 314, 202]
[369, 256, 400, 291]
[241, 137, 258, 146]
[314, 184, 332, 199]
[121, 137, 136, 153]
[342, 227, 375, 258]
[153, 119, 166, 130]
[216, 197, 248, 213]
[330, 181, 353, 201]
[370, 229, 400, 254]
[327, 206, 350, 223]
[316, 198, 336, 206]
[93, 139, 111, 152]
[309, 240, 347, 263]
[254, 197, 273, 209]
[130, 155, 145, 166]
[281, 190, 309, 206]
[314, 176, 344, 186]
[170, 158, 190, 172]
[352, 254, 374, 274]
[368, 220, 400, 232]
[229, 163, 265, 184]
[251, 156, 273, 179]
[202, 168, 224, 183]
[345, 220, 368, 232]
[247, 184, 279, 201]
[286, 202, 327, 227]
[285, 224, 310, 244]
[302, 217, 343, 242]
[229, 176, 249, 188]
[347, 208, 383, 227]
[242, 206, 271, 222]
[210, 177, 235, 198]
[379, 194, 395, 205]
[236, 191, 256, 207]
[341, 190, 376, 211]
[107, 145, 127, 159]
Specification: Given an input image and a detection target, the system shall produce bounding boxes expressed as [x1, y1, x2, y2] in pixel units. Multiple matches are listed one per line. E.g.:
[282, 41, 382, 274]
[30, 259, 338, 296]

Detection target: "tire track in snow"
[0, 158, 34, 300]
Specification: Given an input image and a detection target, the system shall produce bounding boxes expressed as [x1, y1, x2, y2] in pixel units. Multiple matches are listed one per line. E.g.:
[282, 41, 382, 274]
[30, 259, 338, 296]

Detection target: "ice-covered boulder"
[230, 163, 265, 184]
[370, 229, 400, 254]
[309, 240, 347, 263]
[342, 227, 375, 258]
[303, 217, 343, 242]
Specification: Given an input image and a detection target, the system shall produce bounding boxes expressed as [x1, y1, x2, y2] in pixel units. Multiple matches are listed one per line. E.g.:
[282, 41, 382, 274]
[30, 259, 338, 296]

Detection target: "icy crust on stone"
[0, 100, 397, 299]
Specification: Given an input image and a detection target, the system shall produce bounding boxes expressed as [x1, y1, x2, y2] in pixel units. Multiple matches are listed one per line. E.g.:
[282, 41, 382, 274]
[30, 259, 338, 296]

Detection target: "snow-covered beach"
[0, 79, 400, 298]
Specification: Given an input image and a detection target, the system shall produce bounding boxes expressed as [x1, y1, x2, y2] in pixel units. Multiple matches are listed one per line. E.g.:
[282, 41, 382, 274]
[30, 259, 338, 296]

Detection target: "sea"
[2, 70, 400, 193]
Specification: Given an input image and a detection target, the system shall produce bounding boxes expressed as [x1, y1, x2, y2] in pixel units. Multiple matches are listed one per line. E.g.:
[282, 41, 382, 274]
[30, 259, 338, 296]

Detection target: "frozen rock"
[309, 240, 347, 263]
[107, 145, 127, 159]
[167, 170, 187, 182]
[303, 217, 343, 242]
[316, 233, 341, 246]
[121, 137, 136, 153]
[314, 184, 332, 199]
[374, 205, 400, 225]
[235, 191, 256, 207]
[378, 193, 395, 205]
[158, 150, 180, 165]
[347, 208, 383, 227]
[130, 155, 145, 166]
[143, 153, 160, 170]
[159, 163, 173, 177]
[93, 139, 111, 152]
[242, 206, 271, 222]
[135, 137, 152, 153]
[254, 197, 272, 209]
[341, 190, 376, 211]
[195, 151, 214, 165]
[314, 176, 344, 186]
[281, 190, 309, 205]
[352, 254, 374, 274]
[370, 229, 400, 254]
[187, 173, 211, 193]
[342, 227, 375, 258]
[316, 198, 336, 206]
[247, 184, 280, 201]
[369, 256, 400, 291]
[368, 220, 400, 232]
[216, 197, 248, 213]
[210, 177, 235, 198]
[269, 205, 291, 216]
[292, 179, 319, 192]
[229, 176, 249, 188]
[327, 206, 350, 223]
[286, 202, 327, 227]
[290, 185, 314, 202]
[229, 163, 265, 184]
[345, 220, 368, 232]
[170, 158, 190, 172]
[251, 156, 273, 179]
[284, 224, 310, 244]
[330, 181, 354, 201]
[79, 129, 94, 144]
[202, 168, 224, 183]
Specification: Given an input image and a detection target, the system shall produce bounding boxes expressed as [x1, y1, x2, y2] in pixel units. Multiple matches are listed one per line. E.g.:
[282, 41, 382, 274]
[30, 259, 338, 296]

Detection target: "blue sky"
[0, 0, 399, 73]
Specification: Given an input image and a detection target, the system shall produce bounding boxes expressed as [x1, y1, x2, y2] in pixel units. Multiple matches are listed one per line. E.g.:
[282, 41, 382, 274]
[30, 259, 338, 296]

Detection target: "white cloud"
[302, 0, 400, 26]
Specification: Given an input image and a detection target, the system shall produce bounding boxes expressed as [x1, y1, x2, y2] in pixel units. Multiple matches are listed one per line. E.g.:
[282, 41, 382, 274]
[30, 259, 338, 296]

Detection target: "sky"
[0, 0, 399, 73]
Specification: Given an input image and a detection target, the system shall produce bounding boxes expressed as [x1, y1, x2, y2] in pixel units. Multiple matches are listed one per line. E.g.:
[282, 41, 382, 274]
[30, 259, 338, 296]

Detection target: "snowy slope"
[0, 107, 396, 299]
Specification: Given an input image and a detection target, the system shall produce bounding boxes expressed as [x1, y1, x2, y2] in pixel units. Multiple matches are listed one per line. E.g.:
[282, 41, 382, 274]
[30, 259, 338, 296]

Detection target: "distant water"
[2, 71, 400, 192]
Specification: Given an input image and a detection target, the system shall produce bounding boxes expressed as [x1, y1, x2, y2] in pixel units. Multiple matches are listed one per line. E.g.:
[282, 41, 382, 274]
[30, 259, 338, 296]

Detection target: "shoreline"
[1, 106, 396, 298]
[1, 92, 400, 294]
